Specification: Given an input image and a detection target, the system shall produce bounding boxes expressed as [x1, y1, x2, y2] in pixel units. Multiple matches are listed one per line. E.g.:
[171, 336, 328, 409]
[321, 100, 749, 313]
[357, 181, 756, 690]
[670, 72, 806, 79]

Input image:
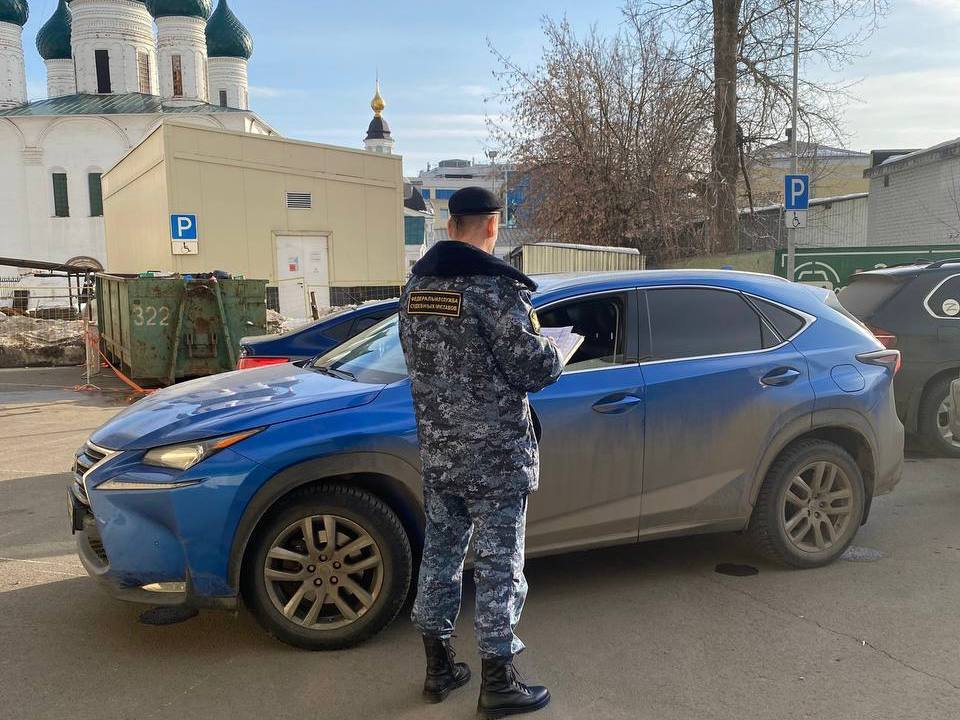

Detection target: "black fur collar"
[411, 241, 537, 290]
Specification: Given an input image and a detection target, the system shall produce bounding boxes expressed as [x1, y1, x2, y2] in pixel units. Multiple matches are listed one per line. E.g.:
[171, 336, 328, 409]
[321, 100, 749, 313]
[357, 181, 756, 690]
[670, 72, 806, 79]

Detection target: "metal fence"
[0, 276, 92, 321]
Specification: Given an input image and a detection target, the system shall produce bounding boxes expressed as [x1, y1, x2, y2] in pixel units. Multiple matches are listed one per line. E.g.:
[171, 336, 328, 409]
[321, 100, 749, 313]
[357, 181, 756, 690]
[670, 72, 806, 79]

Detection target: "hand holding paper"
[541, 326, 585, 365]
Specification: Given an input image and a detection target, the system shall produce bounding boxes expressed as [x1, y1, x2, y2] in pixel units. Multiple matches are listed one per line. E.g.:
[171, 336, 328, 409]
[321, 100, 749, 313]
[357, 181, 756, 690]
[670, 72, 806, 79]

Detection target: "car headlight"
[143, 429, 261, 471]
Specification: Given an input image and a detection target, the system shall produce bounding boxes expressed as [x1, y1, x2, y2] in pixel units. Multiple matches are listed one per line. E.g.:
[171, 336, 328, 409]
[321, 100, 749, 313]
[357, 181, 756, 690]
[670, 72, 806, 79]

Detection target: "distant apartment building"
[412, 158, 526, 226]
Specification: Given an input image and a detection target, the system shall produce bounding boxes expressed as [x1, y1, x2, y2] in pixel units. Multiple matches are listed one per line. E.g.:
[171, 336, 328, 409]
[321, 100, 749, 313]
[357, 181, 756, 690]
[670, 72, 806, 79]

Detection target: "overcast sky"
[18, 0, 960, 175]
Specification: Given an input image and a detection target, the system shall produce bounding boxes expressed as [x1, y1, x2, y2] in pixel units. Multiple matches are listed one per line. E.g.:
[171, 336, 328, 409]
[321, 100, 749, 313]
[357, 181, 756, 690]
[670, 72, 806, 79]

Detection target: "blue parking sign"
[784, 175, 809, 211]
[171, 214, 198, 240]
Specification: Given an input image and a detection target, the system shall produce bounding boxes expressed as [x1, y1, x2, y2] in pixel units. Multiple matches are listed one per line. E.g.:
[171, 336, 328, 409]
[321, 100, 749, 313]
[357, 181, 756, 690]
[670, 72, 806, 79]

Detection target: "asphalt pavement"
[1, 368, 959, 720]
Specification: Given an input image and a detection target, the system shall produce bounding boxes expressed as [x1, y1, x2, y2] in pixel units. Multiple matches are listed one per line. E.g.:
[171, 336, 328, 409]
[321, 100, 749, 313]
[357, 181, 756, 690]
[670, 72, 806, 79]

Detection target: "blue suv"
[70, 271, 904, 649]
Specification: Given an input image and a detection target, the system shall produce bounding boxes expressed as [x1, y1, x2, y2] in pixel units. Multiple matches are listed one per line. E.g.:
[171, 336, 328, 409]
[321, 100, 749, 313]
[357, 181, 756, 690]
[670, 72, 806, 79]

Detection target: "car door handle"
[761, 367, 801, 386]
[592, 393, 643, 414]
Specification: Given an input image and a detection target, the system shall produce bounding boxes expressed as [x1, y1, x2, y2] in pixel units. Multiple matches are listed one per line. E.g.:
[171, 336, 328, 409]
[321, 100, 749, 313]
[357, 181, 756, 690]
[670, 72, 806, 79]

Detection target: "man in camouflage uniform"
[399, 186, 564, 717]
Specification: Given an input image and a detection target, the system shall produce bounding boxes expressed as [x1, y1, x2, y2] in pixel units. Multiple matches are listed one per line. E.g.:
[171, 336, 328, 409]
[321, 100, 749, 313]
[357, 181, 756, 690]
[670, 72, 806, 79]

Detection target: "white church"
[0, 0, 275, 272]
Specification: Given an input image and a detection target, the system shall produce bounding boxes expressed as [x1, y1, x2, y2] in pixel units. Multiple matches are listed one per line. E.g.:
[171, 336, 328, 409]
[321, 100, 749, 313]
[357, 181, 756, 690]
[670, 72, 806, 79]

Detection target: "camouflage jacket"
[399, 241, 564, 496]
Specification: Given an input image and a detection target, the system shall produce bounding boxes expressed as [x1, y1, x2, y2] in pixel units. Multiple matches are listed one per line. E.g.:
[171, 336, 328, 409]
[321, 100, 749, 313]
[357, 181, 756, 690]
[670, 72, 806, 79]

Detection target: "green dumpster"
[96, 274, 268, 386]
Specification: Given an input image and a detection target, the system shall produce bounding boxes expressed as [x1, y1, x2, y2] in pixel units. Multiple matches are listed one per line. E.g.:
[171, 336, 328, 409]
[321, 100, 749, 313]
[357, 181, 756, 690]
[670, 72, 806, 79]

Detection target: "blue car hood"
[91, 364, 384, 451]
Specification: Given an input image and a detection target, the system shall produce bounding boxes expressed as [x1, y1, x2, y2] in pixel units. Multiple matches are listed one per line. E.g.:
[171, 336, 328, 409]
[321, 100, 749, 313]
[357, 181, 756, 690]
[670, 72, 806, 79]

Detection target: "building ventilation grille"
[286, 192, 312, 209]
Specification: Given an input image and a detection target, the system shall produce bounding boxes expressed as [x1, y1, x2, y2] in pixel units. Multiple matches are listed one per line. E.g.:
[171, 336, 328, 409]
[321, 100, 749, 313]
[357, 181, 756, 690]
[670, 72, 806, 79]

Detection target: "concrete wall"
[867, 151, 960, 246]
[103, 121, 405, 288]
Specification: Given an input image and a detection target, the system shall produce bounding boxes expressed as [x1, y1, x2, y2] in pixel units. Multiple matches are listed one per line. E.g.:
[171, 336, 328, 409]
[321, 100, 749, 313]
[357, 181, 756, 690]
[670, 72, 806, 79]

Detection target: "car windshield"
[312, 314, 406, 384]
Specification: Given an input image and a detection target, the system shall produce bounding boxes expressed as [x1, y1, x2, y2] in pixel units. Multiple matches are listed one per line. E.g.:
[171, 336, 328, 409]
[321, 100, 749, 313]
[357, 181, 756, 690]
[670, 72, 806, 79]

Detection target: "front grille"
[74, 443, 106, 476]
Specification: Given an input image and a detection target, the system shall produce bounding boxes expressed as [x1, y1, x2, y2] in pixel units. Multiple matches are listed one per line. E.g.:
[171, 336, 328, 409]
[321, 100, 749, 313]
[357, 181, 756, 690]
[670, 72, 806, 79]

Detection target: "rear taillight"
[237, 356, 290, 370]
[857, 349, 901, 376]
[867, 325, 897, 349]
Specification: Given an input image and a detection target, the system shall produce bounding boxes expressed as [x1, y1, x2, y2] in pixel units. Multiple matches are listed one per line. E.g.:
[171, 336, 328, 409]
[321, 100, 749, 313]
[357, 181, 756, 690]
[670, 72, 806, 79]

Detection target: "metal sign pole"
[786, 0, 801, 281]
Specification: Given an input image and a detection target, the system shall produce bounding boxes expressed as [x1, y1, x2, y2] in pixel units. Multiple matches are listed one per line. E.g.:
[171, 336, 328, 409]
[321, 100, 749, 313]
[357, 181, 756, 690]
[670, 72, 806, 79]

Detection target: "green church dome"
[145, 0, 212, 20]
[0, 0, 28, 27]
[37, 0, 71, 60]
[205, 0, 252, 59]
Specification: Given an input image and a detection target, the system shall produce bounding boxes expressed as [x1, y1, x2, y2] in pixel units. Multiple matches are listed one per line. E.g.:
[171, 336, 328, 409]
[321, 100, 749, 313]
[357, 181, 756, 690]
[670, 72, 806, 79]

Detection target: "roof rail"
[925, 257, 960, 269]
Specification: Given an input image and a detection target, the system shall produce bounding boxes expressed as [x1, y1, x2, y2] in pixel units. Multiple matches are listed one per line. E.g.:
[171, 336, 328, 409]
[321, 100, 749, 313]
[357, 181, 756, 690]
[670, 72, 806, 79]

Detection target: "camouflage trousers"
[411, 487, 528, 659]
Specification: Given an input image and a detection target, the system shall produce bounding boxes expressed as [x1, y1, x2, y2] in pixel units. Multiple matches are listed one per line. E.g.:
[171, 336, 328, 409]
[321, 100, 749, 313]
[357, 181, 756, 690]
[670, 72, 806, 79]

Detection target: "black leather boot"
[477, 656, 550, 718]
[422, 635, 471, 703]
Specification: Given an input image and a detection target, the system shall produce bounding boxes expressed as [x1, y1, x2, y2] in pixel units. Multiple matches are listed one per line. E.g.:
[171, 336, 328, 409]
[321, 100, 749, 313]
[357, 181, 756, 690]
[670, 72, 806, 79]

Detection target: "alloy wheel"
[263, 514, 383, 630]
[781, 461, 854, 553]
[936, 397, 960, 449]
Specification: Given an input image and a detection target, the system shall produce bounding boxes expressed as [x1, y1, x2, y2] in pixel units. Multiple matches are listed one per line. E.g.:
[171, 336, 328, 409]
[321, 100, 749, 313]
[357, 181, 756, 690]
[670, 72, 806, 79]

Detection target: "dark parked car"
[238, 300, 398, 369]
[839, 259, 960, 456]
[72, 270, 902, 650]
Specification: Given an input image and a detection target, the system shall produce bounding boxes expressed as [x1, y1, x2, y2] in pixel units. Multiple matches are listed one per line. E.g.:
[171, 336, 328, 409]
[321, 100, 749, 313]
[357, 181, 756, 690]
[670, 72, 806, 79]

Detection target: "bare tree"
[490, 17, 713, 261]
[630, 0, 888, 252]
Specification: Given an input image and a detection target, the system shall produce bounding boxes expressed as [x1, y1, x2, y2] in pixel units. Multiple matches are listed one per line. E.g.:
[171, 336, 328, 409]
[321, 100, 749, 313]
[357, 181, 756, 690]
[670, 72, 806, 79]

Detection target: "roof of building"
[206, 0, 252, 59]
[0, 0, 28, 26]
[403, 183, 427, 212]
[755, 140, 869, 160]
[0, 92, 247, 116]
[146, 0, 213, 19]
[864, 137, 960, 178]
[365, 115, 391, 141]
[36, 0, 72, 60]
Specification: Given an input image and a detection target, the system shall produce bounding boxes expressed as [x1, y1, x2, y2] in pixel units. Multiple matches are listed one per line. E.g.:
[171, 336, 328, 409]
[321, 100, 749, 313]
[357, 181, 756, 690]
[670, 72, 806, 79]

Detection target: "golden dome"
[371, 81, 385, 117]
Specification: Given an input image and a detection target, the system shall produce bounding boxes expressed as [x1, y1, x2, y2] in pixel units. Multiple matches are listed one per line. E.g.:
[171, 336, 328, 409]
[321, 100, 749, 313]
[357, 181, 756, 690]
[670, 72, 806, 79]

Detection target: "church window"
[52, 173, 70, 217]
[137, 52, 151, 94]
[219, 90, 228, 108]
[95, 50, 111, 94]
[88, 174, 103, 217]
[172, 55, 183, 98]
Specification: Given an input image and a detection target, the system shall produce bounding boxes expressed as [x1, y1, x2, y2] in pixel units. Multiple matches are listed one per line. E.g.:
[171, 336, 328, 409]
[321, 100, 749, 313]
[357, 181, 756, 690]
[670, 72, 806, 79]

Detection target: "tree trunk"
[710, 0, 742, 253]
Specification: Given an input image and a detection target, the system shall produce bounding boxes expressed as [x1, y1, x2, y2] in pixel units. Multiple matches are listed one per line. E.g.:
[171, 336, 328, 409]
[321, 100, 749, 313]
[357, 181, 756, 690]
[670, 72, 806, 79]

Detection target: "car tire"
[242, 484, 412, 650]
[748, 439, 865, 568]
[917, 375, 960, 458]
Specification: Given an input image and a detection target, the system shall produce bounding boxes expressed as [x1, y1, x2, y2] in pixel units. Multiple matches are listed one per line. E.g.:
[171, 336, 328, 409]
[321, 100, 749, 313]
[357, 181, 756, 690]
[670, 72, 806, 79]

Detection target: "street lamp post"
[786, 0, 801, 282]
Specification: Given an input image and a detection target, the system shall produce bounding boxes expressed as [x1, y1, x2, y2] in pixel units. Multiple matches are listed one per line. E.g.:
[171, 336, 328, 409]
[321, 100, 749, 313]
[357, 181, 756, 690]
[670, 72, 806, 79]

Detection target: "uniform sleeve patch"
[407, 290, 463, 318]
[529, 309, 541, 333]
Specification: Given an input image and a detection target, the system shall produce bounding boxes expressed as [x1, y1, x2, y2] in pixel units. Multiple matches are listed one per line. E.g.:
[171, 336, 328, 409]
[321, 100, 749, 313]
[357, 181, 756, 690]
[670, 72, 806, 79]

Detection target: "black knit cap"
[448, 186, 503, 216]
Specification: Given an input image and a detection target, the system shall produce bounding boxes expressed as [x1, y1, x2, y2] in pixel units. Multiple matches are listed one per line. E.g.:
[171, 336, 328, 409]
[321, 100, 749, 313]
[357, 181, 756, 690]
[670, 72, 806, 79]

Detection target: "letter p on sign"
[171, 214, 198, 241]
[784, 175, 809, 211]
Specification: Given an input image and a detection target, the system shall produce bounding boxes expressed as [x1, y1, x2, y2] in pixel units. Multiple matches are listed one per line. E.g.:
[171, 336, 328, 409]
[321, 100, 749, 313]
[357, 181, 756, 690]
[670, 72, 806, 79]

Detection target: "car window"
[322, 318, 353, 343]
[925, 274, 960, 319]
[752, 297, 806, 339]
[838, 276, 904, 318]
[351, 316, 383, 335]
[313, 315, 406, 384]
[647, 288, 773, 361]
[537, 293, 635, 371]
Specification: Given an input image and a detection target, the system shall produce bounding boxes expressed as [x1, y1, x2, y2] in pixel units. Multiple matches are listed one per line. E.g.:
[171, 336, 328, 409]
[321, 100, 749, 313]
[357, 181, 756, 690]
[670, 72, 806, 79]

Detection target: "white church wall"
[45, 59, 77, 98]
[71, 0, 157, 95]
[0, 22, 27, 109]
[0, 121, 28, 254]
[207, 56, 248, 109]
[156, 16, 209, 102]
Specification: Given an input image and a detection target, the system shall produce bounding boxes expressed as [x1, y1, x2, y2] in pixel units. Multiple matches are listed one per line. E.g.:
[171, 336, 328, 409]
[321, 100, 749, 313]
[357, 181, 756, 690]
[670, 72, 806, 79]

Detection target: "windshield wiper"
[314, 365, 356, 382]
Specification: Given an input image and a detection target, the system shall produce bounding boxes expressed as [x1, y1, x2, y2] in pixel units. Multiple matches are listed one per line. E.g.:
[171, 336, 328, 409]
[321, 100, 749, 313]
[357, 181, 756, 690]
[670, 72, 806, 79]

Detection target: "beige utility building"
[102, 120, 405, 317]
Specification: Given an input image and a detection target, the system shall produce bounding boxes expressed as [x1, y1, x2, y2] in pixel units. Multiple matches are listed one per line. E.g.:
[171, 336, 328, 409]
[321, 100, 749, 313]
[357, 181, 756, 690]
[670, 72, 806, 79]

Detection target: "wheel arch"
[228, 453, 424, 591]
[748, 411, 878, 523]
[905, 365, 960, 432]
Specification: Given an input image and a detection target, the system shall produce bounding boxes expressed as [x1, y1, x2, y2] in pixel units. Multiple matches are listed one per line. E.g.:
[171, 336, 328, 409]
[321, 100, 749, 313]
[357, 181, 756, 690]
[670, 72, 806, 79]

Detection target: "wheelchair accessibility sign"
[784, 174, 809, 229]
[171, 214, 198, 255]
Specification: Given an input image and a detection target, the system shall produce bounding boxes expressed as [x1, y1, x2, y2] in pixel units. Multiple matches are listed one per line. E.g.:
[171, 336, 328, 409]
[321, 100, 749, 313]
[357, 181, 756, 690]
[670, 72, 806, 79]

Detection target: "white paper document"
[541, 326, 585, 365]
